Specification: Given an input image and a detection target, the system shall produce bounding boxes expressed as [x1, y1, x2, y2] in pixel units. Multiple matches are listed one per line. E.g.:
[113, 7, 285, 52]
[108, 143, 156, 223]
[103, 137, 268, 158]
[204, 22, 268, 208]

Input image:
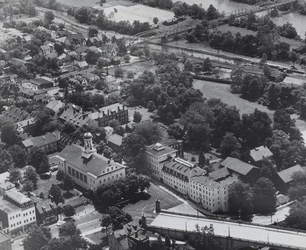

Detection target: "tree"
[8, 145, 27, 168]
[206, 4, 219, 20]
[114, 67, 124, 78]
[56, 169, 65, 181]
[57, 221, 87, 249]
[288, 171, 306, 201]
[88, 26, 98, 37]
[63, 175, 74, 194]
[133, 111, 142, 123]
[75, 6, 93, 24]
[101, 206, 132, 231]
[198, 149, 206, 167]
[24, 225, 51, 250]
[193, 224, 222, 250]
[28, 147, 49, 174]
[285, 200, 306, 230]
[289, 51, 299, 67]
[260, 159, 277, 181]
[44, 11, 54, 23]
[23, 180, 34, 192]
[153, 17, 159, 24]
[229, 181, 254, 215]
[0, 149, 14, 173]
[54, 42, 64, 55]
[203, 57, 212, 72]
[184, 59, 194, 72]
[1, 124, 19, 146]
[252, 177, 276, 213]
[220, 133, 241, 159]
[147, 101, 156, 112]
[134, 121, 163, 145]
[85, 50, 100, 65]
[24, 166, 38, 189]
[63, 204, 75, 217]
[49, 184, 64, 205]
[9, 168, 21, 184]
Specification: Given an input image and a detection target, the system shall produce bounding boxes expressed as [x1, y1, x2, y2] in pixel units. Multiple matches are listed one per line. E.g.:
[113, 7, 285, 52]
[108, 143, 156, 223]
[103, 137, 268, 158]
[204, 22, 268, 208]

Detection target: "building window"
[68, 166, 71, 175]
[84, 176, 87, 183]
[72, 169, 75, 176]
[76, 171, 79, 179]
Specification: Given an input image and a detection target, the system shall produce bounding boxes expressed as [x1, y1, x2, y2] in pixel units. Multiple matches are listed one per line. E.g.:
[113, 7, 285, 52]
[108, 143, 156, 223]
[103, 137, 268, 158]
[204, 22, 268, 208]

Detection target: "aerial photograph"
[0, 0, 306, 249]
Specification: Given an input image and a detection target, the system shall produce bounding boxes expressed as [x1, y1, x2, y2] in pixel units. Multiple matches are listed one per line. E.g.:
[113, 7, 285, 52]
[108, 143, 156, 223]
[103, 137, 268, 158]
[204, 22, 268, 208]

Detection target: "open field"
[103, 4, 174, 24]
[55, 0, 135, 8]
[193, 79, 275, 118]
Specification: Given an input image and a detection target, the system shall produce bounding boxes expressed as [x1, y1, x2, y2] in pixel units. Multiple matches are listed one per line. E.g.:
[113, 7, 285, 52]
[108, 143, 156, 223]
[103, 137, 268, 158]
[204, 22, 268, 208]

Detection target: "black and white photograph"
[0, 0, 306, 249]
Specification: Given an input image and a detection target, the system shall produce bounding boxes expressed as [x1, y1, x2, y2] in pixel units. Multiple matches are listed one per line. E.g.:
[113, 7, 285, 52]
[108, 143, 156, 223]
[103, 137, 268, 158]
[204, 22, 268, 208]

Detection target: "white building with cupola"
[50, 132, 126, 191]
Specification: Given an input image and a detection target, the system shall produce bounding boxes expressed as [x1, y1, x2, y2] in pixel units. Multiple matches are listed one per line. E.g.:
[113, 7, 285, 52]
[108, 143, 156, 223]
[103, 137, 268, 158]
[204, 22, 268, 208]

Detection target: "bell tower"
[82, 132, 96, 159]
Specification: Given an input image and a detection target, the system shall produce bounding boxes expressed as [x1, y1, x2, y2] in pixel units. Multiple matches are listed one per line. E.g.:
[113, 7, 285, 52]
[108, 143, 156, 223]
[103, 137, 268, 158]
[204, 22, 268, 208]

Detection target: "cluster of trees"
[187, 16, 292, 61]
[127, 0, 173, 9]
[283, 171, 306, 230]
[67, 7, 150, 35]
[229, 177, 276, 215]
[173, 3, 220, 21]
[101, 206, 132, 231]
[94, 169, 150, 207]
[229, 12, 298, 39]
[23, 222, 87, 250]
[0, 0, 37, 21]
[67, 92, 105, 110]
[121, 52, 201, 125]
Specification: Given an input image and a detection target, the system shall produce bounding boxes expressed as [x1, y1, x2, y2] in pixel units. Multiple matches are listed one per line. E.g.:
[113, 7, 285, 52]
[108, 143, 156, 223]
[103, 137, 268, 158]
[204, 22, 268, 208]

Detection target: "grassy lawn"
[56, 0, 135, 8]
[33, 173, 61, 198]
[121, 182, 183, 220]
[193, 79, 275, 119]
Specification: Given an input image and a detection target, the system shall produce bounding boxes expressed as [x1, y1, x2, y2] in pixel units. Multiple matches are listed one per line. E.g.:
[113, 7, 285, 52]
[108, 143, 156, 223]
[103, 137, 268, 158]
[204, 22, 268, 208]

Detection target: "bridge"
[148, 211, 306, 250]
[219, 0, 298, 23]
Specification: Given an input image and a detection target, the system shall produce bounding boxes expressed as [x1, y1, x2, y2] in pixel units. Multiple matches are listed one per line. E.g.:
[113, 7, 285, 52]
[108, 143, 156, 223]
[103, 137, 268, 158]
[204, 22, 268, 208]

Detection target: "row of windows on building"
[10, 210, 35, 220]
[11, 217, 35, 228]
[68, 166, 88, 183]
[96, 173, 123, 185]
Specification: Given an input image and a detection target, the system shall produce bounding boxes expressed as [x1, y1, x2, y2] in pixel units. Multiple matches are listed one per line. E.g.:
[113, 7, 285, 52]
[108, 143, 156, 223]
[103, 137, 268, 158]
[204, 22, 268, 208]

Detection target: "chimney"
[141, 214, 147, 229]
[155, 198, 161, 213]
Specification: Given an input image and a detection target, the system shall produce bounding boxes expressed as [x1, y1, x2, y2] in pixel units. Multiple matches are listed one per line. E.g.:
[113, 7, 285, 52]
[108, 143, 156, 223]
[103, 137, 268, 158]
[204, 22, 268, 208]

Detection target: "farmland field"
[103, 4, 174, 24]
[193, 79, 274, 118]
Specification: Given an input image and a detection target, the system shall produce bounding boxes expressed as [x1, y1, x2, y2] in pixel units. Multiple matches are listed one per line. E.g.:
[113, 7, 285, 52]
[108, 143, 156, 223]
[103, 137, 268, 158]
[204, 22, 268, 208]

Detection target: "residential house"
[83, 72, 100, 83]
[86, 37, 101, 47]
[19, 89, 47, 99]
[0, 231, 11, 250]
[100, 43, 118, 58]
[21, 131, 61, 154]
[248, 145, 273, 166]
[108, 222, 149, 250]
[98, 103, 129, 127]
[39, 44, 54, 57]
[45, 51, 58, 61]
[276, 164, 305, 190]
[65, 32, 85, 48]
[221, 157, 259, 182]
[76, 61, 89, 70]
[60, 107, 98, 128]
[8, 58, 28, 67]
[3, 106, 31, 122]
[29, 78, 54, 89]
[46, 100, 65, 115]
[107, 134, 123, 152]
[51, 132, 126, 191]
[16, 117, 35, 136]
[55, 36, 67, 44]
[32, 197, 59, 225]
[67, 51, 77, 61]
[0, 172, 15, 196]
[0, 189, 36, 235]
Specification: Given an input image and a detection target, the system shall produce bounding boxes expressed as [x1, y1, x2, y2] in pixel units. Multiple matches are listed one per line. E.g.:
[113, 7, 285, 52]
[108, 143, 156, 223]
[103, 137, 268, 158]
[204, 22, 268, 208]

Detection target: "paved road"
[150, 213, 306, 249]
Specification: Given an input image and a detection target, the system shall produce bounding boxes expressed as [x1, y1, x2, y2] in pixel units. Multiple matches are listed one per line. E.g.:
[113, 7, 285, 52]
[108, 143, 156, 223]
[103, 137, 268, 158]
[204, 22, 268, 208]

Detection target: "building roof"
[59, 144, 125, 177]
[249, 146, 273, 162]
[0, 172, 14, 191]
[163, 158, 198, 180]
[30, 78, 53, 87]
[208, 167, 231, 181]
[22, 131, 61, 148]
[0, 231, 10, 244]
[283, 76, 306, 86]
[5, 189, 31, 204]
[277, 164, 305, 184]
[99, 103, 125, 114]
[0, 195, 20, 213]
[146, 143, 177, 157]
[191, 174, 236, 189]
[3, 105, 30, 122]
[46, 100, 65, 113]
[108, 134, 123, 147]
[221, 157, 258, 176]
[32, 197, 57, 214]
[160, 138, 181, 147]
[45, 51, 58, 60]
[55, 36, 67, 43]
[76, 61, 88, 68]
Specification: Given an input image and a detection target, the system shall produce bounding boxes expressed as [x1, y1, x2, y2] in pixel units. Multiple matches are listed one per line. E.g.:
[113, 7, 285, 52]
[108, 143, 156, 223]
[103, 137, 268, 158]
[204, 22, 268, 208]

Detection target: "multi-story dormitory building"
[60, 103, 129, 128]
[145, 143, 238, 213]
[0, 189, 36, 235]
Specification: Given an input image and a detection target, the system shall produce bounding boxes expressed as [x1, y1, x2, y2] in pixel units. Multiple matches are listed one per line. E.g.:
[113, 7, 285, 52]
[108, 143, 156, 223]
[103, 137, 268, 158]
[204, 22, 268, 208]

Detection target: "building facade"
[51, 132, 126, 191]
[0, 189, 36, 235]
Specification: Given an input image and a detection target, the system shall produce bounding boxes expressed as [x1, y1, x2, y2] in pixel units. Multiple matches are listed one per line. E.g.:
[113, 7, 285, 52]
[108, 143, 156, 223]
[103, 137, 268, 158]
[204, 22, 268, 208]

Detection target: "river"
[175, 0, 306, 38]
